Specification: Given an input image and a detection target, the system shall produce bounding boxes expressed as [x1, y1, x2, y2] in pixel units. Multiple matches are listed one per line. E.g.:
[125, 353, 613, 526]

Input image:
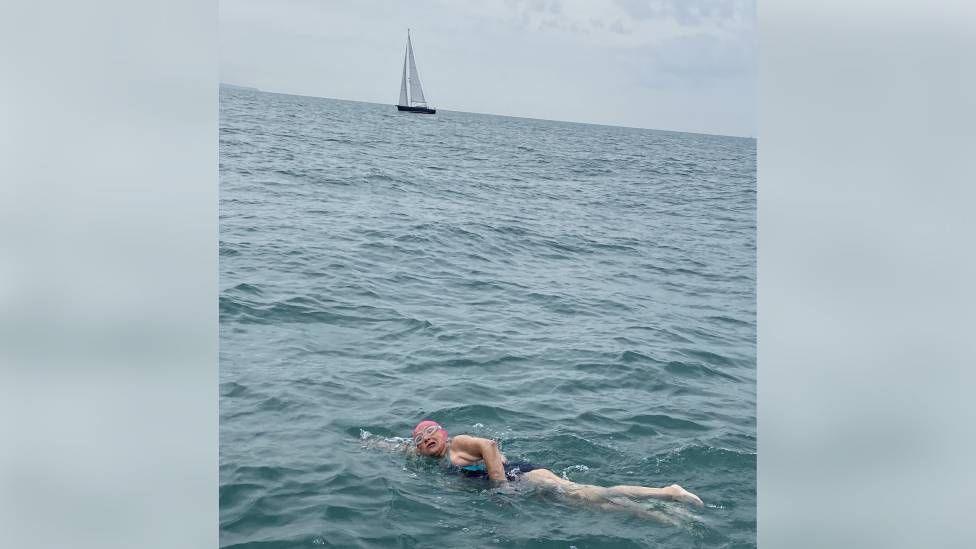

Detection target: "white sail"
[398, 42, 409, 106]
[406, 33, 427, 105]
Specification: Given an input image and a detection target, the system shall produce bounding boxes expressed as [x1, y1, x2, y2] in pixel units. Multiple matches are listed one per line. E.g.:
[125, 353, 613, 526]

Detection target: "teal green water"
[220, 86, 756, 548]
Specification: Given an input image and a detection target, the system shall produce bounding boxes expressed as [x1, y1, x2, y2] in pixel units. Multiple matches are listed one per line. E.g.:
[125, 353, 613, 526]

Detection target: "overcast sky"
[220, 0, 756, 137]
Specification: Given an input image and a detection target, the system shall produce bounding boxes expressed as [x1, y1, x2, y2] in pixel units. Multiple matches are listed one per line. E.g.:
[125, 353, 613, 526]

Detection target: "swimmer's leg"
[520, 468, 611, 502]
[599, 497, 680, 526]
[520, 469, 681, 525]
[521, 469, 703, 507]
[520, 468, 571, 490]
[605, 483, 704, 507]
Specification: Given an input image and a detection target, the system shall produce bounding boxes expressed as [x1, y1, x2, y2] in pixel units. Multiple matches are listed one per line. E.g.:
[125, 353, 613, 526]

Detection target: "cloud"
[614, 0, 751, 26]
[444, 0, 752, 48]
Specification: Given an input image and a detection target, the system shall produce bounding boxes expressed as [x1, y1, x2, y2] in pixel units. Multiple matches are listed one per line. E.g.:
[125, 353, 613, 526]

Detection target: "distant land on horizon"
[218, 83, 754, 140]
[220, 82, 260, 92]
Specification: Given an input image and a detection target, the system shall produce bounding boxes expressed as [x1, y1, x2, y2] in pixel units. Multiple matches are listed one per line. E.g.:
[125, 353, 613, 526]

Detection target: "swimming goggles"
[413, 425, 442, 445]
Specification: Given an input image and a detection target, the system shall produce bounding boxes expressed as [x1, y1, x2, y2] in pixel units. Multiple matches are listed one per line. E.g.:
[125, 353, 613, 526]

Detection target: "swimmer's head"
[412, 420, 448, 457]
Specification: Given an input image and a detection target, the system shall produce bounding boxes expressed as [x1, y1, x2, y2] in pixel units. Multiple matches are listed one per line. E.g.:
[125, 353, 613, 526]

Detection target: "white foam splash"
[560, 464, 590, 479]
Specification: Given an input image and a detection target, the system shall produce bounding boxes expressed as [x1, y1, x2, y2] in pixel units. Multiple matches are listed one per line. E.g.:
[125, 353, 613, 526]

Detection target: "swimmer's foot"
[667, 484, 703, 507]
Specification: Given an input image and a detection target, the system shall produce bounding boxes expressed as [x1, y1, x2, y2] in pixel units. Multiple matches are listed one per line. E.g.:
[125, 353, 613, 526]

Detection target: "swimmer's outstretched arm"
[451, 435, 507, 483]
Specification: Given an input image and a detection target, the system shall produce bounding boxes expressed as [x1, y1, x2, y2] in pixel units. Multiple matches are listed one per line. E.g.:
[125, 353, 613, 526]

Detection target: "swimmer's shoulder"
[449, 435, 484, 454]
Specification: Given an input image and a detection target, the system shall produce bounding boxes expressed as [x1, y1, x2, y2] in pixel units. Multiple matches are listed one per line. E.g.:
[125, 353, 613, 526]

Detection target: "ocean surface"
[219, 86, 756, 548]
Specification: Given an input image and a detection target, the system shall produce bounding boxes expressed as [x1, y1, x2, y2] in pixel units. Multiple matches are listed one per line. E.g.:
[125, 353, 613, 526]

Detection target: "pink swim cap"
[412, 420, 446, 437]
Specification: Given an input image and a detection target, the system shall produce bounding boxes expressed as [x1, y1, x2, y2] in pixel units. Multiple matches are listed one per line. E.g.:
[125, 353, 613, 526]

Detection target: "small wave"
[623, 424, 661, 436]
[677, 348, 736, 368]
[219, 295, 431, 330]
[421, 404, 524, 427]
[219, 481, 264, 511]
[392, 233, 433, 244]
[572, 362, 621, 374]
[619, 350, 665, 364]
[220, 381, 248, 398]
[663, 360, 740, 382]
[628, 414, 709, 432]
[400, 354, 528, 374]
[219, 242, 241, 257]
[527, 433, 625, 466]
[703, 314, 752, 328]
[229, 464, 306, 483]
[256, 396, 293, 412]
[549, 377, 659, 396]
[226, 282, 263, 296]
[649, 444, 756, 470]
[364, 172, 404, 184]
[590, 241, 641, 254]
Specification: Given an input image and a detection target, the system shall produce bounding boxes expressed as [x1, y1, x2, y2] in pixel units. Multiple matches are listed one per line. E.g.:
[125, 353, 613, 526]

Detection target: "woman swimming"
[408, 420, 703, 523]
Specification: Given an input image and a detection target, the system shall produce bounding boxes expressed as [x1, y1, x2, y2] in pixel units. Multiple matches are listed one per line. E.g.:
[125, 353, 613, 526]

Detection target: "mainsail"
[398, 30, 429, 107]
[406, 33, 426, 105]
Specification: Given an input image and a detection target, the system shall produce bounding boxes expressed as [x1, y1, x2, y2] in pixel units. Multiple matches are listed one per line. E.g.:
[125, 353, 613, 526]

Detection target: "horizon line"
[219, 82, 756, 140]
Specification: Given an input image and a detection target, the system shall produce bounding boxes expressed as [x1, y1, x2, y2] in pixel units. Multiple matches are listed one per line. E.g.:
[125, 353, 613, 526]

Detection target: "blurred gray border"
[2, 1, 975, 548]
[759, 1, 975, 546]
[1, 1, 217, 548]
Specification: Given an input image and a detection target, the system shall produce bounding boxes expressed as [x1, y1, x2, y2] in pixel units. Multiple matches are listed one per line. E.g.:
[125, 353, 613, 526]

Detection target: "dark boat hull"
[397, 105, 436, 114]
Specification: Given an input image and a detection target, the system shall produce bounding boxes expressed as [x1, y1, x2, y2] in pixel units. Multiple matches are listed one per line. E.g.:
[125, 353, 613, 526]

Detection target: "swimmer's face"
[413, 423, 447, 457]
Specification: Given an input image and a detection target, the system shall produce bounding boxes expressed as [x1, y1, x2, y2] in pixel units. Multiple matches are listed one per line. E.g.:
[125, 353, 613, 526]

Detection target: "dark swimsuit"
[451, 459, 540, 481]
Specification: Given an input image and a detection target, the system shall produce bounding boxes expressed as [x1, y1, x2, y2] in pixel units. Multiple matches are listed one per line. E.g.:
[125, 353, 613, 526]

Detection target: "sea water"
[220, 86, 756, 548]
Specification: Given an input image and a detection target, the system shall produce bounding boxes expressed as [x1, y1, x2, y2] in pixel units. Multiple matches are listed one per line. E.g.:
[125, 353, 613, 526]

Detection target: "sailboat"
[396, 29, 436, 114]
